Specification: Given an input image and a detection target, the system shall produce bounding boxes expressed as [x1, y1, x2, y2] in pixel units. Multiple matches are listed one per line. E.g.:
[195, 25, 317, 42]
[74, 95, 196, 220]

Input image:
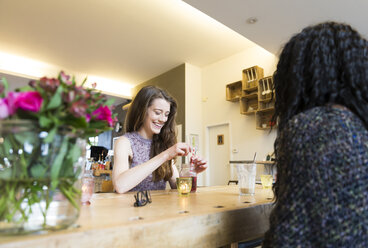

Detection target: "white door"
[208, 124, 230, 186]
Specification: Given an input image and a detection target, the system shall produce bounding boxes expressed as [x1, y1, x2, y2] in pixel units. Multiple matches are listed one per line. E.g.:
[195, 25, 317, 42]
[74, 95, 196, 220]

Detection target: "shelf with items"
[240, 97, 258, 115]
[258, 76, 274, 102]
[226, 80, 242, 102]
[242, 66, 264, 90]
[258, 76, 275, 113]
[255, 108, 276, 130]
[225, 64, 277, 130]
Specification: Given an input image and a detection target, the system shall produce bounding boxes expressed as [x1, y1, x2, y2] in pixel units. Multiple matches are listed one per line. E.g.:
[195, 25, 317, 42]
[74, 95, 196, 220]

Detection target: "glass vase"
[0, 120, 86, 235]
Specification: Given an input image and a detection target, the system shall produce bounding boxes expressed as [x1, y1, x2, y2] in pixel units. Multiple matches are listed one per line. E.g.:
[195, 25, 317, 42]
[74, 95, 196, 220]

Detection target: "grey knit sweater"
[263, 106, 368, 247]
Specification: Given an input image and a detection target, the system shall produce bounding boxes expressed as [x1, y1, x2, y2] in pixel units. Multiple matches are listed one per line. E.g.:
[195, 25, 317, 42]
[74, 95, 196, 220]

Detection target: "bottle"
[190, 148, 197, 193]
[179, 163, 191, 178]
[98, 154, 105, 170]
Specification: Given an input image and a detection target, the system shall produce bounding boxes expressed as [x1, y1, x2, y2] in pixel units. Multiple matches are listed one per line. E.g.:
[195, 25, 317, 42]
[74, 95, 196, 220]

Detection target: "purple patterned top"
[124, 132, 166, 192]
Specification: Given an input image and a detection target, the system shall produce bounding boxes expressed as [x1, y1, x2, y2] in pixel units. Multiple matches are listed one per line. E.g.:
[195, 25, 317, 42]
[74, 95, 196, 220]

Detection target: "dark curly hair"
[125, 85, 177, 182]
[272, 22, 368, 203]
[273, 21, 368, 131]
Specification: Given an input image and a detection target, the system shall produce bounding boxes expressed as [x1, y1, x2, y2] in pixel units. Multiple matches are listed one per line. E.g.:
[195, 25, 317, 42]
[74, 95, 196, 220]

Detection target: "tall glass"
[236, 163, 257, 195]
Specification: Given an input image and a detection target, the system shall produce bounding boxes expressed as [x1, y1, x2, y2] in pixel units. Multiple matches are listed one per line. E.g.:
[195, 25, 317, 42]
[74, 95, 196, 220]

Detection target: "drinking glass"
[176, 177, 192, 196]
[260, 174, 273, 189]
[236, 163, 256, 195]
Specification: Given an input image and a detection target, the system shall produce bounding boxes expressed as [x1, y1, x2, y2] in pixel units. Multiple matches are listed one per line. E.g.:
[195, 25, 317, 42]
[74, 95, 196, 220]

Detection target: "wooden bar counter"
[0, 185, 274, 248]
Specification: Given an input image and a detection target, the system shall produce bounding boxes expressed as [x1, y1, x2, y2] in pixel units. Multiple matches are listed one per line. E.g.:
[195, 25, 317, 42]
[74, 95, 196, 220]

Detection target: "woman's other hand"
[191, 156, 207, 174]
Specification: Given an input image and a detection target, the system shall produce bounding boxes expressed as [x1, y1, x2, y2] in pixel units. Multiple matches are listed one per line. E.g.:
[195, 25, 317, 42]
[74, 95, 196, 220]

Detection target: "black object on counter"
[90, 146, 108, 161]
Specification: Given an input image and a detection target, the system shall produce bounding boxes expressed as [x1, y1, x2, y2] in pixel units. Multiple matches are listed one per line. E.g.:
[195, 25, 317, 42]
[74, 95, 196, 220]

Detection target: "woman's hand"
[191, 156, 207, 174]
[165, 142, 191, 161]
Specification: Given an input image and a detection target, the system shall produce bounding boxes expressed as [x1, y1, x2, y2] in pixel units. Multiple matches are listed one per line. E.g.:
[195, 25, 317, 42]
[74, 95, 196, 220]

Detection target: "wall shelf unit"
[226, 80, 242, 102]
[240, 97, 258, 115]
[226, 66, 276, 130]
[242, 66, 264, 90]
[256, 108, 275, 130]
[258, 76, 275, 112]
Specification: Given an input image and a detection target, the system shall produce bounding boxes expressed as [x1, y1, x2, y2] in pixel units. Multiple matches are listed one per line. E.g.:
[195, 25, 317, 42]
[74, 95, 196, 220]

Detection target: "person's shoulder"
[286, 106, 364, 137]
[114, 135, 133, 157]
[289, 106, 344, 124]
[286, 106, 327, 130]
[115, 135, 131, 147]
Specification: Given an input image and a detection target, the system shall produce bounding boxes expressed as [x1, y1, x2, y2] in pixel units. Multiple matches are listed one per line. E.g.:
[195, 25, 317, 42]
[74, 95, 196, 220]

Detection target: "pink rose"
[92, 106, 114, 127]
[12, 91, 43, 113]
[0, 98, 9, 119]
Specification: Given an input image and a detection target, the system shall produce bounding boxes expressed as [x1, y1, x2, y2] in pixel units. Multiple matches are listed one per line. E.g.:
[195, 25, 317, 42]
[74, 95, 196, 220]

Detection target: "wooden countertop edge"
[0, 203, 273, 248]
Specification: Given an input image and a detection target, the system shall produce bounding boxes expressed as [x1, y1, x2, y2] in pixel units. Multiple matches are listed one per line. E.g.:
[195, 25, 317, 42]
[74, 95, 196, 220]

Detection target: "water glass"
[236, 163, 256, 195]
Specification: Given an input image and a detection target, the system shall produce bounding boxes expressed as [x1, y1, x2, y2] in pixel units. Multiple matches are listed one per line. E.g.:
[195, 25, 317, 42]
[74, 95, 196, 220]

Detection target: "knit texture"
[263, 106, 368, 247]
[124, 132, 166, 192]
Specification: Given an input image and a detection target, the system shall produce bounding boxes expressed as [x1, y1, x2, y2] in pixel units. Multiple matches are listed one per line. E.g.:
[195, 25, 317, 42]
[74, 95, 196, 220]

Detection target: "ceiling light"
[246, 17, 258, 24]
[0, 51, 58, 79]
[86, 76, 133, 99]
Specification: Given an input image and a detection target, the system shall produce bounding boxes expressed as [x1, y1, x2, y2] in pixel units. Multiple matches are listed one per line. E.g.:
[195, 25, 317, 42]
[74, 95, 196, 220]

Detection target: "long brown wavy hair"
[125, 85, 177, 181]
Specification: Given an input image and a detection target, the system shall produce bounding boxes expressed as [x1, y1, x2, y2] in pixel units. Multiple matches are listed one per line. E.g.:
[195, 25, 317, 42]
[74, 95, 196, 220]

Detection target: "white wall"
[184, 63, 205, 185]
[200, 46, 278, 184]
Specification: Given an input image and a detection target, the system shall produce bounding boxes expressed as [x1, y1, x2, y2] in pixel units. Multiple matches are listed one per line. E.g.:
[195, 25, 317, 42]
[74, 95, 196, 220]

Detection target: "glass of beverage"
[260, 174, 273, 189]
[176, 177, 192, 196]
[236, 163, 256, 195]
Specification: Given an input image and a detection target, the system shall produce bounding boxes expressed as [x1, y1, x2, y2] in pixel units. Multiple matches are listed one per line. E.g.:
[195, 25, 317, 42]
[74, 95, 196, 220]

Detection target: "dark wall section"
[132, 64, 185, 141]
[98, 100, 130, 150]
[112, 101, 130, 144]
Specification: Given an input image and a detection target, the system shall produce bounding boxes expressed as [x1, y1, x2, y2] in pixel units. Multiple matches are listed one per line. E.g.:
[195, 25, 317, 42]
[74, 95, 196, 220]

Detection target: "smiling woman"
[112, 85, 207, 193]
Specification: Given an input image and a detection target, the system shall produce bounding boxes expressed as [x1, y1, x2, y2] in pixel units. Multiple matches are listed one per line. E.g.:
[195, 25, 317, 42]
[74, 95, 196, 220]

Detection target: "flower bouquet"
[0, 71, 116, 234]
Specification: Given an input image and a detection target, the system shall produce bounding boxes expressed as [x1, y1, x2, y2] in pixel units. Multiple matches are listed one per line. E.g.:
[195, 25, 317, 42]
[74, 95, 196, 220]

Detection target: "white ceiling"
[184, 0, 368, 55]
[2, 0, 368, 97]
[0, 0, 254, 96]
